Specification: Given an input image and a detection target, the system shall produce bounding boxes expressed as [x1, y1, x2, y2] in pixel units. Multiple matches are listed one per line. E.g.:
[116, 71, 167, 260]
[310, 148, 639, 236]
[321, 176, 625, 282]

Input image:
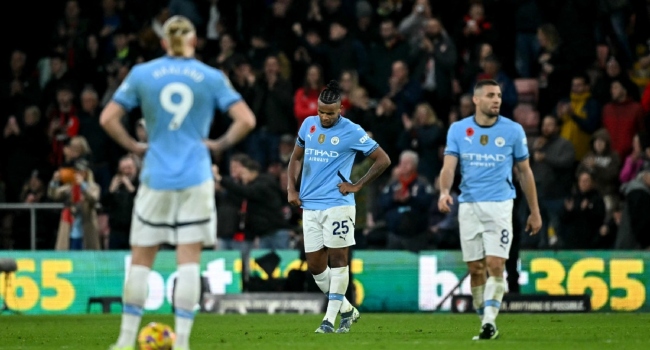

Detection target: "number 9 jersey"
[112, 56, 242, 190]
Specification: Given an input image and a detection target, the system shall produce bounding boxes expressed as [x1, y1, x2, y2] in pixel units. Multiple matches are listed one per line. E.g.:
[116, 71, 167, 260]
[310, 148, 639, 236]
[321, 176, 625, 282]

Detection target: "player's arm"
[99, 102, 146, 156]
[339, 147, 391, 195]
[438, 155, 458, 213]
[287, 144, 305, 206]
[206, 101, 256, 154]
[516, 159, 542, 235]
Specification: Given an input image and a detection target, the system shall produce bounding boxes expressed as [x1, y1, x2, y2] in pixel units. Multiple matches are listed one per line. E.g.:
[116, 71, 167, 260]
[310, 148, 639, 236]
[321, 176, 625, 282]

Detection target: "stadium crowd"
[1, 0, 650, 252]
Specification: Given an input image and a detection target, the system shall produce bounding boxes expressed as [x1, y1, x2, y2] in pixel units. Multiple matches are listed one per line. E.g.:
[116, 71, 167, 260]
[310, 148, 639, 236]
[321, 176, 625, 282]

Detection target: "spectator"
[365, 18, 411, 98]
[213, 155, 246, 251]
[560, 171, 606, 249]
[1, 106, 50, 203]
[48, 159, 100, 250]
[344, 86, 374, 133]
[576, 129, 621, 217]
[412, 17, 457, 120]
[557, 73, 601, 161]
[398, 102, 445, 183]
[325, 21, 368, 83]
[619, 133, 650, 185]
[473, 55, 518, 119]
[78, 87, 113, 195]
[214, 158, 291, 250]
[601, 79, 646, 159]
[535, 23, 572, 117]
[378, 150, 433, 252]
[616, 170, 650, 250]
[528, 115, 576, 248]
[293, 64, 324, 126]
[249, 55, 294, 170]
[103, 155, 139, 250]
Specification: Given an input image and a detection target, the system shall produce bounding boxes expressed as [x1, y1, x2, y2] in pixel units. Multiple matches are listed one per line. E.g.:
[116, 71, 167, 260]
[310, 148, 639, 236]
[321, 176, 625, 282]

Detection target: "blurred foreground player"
[287, 80, 390, 333]
[438, 79, 541, 340]
[100, 16, 255, 350]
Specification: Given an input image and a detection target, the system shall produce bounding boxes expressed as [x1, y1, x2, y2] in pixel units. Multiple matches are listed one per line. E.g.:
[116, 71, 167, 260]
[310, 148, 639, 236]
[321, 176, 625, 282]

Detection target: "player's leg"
[458, 203, 487, 323]
[112, 184, 175, 350]
[467, 259, 487, 321]
[113, 246, 158, 350]
[173, 180, 218, 350]
[303, 209, 335, 333]
[173, 242, 203, 350]
[322, 206, 358, 333]
[478, 200, 514, 340]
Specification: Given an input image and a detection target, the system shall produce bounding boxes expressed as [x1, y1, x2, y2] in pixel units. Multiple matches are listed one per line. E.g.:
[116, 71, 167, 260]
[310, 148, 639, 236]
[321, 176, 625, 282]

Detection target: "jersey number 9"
[160, 82, 194, 130]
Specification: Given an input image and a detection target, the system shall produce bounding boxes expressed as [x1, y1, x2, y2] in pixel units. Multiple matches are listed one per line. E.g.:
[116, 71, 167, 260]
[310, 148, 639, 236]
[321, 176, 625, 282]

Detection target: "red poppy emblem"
[310, 125, 316, 133]
[466, 127, 474, 137]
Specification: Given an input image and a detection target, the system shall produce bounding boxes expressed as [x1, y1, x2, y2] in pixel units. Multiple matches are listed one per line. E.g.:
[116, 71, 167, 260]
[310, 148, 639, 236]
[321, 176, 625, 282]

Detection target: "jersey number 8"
[160, 82, 194, 130]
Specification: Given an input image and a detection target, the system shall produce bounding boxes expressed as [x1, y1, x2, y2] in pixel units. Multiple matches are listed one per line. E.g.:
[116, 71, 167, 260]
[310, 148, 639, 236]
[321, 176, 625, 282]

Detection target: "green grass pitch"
[1, 313, 649, 349]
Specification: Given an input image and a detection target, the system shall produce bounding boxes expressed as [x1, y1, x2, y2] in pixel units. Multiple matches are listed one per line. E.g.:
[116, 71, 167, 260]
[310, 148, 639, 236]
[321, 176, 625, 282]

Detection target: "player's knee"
[485, 257, 505, 276]
[306, 249, 329, 274]
[467, 261, 486, 277]
[328, 248, 349, 268]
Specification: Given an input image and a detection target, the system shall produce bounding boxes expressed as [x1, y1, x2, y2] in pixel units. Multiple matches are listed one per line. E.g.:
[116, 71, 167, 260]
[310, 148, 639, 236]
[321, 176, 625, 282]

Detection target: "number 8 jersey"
[112, 56, 241, 190]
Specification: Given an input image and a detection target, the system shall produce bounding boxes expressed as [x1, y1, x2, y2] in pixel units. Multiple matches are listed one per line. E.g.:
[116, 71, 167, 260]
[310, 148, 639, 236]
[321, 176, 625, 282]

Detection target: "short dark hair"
[319, 80, 342, 104]
[242, 158, 261, 173]
[230, 153, 250, 165]
[474, 79, 499, 92]
[572, 72, 590, 84]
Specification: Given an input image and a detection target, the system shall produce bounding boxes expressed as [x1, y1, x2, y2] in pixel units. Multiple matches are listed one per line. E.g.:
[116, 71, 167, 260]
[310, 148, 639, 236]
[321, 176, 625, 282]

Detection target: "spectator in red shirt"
[293, 63, 324, 125]
[602, 79, 645, 159]
[48, 85, 80, 168]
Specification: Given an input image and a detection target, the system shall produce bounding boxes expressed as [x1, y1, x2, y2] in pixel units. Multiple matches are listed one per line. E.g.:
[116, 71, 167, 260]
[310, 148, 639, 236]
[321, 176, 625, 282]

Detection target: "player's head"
[472, 79, 501, 119]
[318, 80, 342, 128]
[162, 15, 196, 57]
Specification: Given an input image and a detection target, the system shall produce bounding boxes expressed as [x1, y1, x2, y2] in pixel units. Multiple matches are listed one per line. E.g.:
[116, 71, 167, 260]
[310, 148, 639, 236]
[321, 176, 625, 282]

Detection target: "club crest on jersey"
[495, 137, 505, 147]
[480, 135, 488, 146]
[318, 134, 326, 144]
[331, 136, 340, 145]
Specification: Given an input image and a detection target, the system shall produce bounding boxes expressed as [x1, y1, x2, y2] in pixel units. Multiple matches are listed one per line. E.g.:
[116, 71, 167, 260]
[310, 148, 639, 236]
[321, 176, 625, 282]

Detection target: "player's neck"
[474, 114, 498, 127]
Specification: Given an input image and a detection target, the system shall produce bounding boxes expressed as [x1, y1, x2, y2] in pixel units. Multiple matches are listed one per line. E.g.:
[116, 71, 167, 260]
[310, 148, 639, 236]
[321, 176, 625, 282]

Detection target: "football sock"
[313, 267, 353, 315]
[174, 263, 200, 349]
[471, 284, 486, 321]
[116, 265, 150, 347]
[483, 276, 506, 326]
[324, 266, 349, 324]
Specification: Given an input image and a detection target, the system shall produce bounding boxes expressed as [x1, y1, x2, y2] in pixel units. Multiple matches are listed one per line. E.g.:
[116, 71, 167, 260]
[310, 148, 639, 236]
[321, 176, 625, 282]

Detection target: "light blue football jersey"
[112, 56, 241, 190]
[296, 116, 379, 210]
[444, 116, 529, 203]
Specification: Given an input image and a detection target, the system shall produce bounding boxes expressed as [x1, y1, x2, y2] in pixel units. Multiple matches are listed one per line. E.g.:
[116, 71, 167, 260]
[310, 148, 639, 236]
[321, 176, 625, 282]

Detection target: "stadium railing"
[0, 203, 65, 250]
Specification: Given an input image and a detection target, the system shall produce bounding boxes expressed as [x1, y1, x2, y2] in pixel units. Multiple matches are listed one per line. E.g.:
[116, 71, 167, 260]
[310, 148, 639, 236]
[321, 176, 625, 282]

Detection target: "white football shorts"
[130, 179, 216, 247]
[302, 205, 356, 253]
[458, 200, 513, 262]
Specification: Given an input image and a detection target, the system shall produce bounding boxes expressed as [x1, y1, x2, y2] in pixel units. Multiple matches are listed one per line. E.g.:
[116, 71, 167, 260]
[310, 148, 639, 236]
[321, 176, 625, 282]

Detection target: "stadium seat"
[513, 103, 540, 135]
[514, 78, 539, 105]
[87, 296, 122, 314]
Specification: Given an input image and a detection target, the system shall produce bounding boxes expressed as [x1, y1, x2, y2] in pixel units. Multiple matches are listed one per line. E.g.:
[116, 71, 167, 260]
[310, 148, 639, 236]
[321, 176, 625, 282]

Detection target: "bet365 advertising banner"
[0, 250, 647, 314]
[0, 251, 241, 315]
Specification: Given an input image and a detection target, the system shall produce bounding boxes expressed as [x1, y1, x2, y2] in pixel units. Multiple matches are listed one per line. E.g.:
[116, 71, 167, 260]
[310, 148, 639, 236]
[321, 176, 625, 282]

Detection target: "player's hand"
[526, 211, 542, 235]
[288, 188, 301, 207]
[438, 194, 453, 213]
[337, 182, 359, 195]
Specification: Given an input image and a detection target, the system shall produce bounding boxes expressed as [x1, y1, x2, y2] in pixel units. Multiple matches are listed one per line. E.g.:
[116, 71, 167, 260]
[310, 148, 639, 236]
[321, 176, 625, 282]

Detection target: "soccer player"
[100, 16, 256, 350]
[438, 79, 542, 340]
[287, 80, 391, 333]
